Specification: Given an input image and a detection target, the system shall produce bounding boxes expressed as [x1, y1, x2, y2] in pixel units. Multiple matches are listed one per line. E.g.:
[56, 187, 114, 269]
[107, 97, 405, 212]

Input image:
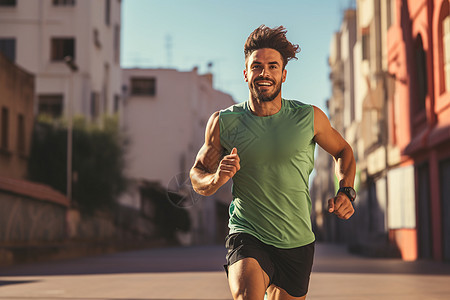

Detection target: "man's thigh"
[269, 241, 314, 298]
[228, 257, 270, 299]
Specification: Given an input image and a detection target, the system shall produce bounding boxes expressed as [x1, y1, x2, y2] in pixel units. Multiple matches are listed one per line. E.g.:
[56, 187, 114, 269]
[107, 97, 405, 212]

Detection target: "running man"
[190, 25, 356, 300]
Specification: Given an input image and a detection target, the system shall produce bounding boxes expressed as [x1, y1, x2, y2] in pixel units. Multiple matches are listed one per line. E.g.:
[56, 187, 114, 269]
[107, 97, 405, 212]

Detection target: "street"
[1, 243, 450, 300]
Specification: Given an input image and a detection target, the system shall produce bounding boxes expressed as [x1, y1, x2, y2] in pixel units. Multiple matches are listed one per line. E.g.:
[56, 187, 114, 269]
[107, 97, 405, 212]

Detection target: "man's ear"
[282, 69, 287, 83]
[244, 69, 248, 82]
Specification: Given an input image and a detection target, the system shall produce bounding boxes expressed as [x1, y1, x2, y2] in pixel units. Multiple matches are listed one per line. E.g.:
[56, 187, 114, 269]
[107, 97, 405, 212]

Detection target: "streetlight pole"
[64, 56, 78, 203]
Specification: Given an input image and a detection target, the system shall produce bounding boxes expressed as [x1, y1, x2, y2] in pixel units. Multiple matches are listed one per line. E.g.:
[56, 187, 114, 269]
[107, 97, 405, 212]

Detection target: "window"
[361, 27, 370, 60]
[38, 94, 63, 118]
[114, 24, 120, 64]
[415, 34, 427, 112]
[53, 0, 75, 5]
[0, 0, 16, 6]
[103, 63, 109, 112]
[1, 107, 9, 150]
[444, 15, 450, 92]
[130, 77, 156, 96]
[387, 0, 395, 28]
[91, 92, 100, 120]
[17, 114, 25, 154]
[0, 38, 16, 62]
[113, 94, 120, 113]
[93, 29, 102, 48]
[105, 0, 111, 26]
[51, 38, 75, 61]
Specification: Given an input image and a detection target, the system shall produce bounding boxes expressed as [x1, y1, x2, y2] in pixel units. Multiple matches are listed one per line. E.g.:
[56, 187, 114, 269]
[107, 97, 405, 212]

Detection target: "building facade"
[353, 0, 415, 260]
[314, 0, 450, 261]
[387, 0, 450, 261]
[0, 52, 34, 179]
[0, 0, 122, 121]
[120, 68, 235, 245]
[312, 9, 358, 245]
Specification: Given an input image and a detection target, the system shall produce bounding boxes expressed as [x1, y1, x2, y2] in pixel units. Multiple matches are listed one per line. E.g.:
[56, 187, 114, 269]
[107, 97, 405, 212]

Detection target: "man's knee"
[229, 285, 259, 300]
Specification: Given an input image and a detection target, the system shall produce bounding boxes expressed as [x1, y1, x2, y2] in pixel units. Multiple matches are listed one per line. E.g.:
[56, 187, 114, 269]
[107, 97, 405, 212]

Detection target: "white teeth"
[258, 82, 271, 86]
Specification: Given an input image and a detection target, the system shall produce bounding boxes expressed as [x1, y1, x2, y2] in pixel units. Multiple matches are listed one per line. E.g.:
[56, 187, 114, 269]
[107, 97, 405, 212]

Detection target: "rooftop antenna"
[207, 61, 213, 73]
[166, 34, 173, 68]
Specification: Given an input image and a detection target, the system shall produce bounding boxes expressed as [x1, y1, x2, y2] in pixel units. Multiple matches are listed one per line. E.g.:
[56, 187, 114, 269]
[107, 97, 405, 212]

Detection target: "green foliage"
[28, 114, 127, 213]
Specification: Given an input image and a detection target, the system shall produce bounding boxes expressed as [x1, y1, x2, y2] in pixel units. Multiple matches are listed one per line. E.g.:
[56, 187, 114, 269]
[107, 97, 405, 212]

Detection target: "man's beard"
[250, 78, 282, 102]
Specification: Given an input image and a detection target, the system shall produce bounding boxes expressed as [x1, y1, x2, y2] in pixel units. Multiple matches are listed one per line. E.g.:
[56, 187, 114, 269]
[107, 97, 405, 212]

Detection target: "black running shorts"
[224, 232, 315, 297]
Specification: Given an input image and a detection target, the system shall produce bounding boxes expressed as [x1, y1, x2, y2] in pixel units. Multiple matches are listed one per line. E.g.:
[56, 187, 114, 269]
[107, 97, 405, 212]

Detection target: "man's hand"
[328, 193, 354, 220]
[190, 112, 241, 196]
[213, 147, 240, 186]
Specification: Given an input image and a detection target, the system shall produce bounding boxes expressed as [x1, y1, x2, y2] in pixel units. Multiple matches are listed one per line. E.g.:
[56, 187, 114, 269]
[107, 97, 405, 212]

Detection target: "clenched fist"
[213, 147, 240, 186]
[328, 193, 354, 220]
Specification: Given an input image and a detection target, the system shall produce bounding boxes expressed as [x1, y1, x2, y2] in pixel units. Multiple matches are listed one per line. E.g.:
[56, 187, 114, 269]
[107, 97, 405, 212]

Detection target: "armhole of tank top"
[310, 105, 316, 141]
[218, 110, 223, 147]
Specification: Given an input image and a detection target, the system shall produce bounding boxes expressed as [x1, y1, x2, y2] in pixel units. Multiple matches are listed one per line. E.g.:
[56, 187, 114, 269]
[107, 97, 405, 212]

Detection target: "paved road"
[1, 243, 450, 299]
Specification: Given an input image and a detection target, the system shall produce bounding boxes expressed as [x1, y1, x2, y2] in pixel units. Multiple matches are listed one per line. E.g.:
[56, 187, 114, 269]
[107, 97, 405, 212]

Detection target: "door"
[417, 163, 432, 259]
[440, 159, 450, 261]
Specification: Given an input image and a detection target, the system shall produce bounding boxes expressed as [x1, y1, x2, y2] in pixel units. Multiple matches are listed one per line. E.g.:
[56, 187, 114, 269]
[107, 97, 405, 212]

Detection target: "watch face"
[347, 187, 356, 198]
[338, 187, 356, 201]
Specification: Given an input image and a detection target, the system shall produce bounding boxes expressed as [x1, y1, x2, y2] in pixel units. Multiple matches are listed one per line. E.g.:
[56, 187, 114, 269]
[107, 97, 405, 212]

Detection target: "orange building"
[0, 52, 34, 179]
[387, 0, 450, 261]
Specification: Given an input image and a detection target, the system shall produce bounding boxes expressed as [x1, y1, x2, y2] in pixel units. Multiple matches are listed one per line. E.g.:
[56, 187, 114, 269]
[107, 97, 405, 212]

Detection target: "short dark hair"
[244, 25, 300, 69]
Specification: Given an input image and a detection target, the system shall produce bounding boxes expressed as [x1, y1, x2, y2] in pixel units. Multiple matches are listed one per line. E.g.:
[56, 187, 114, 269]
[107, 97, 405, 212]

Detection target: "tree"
[28, 115, 127, 213]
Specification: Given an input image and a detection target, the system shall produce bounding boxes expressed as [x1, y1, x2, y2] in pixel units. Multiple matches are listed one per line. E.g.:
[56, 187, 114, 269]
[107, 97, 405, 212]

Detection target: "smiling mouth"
[255, 80, 274, 87]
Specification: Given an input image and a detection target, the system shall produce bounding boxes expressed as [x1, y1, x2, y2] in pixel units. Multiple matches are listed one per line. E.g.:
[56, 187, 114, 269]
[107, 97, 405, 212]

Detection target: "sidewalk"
[0, 243, 449, 299]
[310, 244, 450, 299]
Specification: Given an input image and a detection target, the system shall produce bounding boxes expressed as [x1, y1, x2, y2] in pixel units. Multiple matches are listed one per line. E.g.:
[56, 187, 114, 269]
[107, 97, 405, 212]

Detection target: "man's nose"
[259, 67, 268, 77]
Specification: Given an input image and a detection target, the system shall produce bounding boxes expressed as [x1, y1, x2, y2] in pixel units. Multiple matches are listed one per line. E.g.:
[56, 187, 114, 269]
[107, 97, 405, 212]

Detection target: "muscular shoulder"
[283, 98, 309, 108]
[206, 101, 246, 136]
[219, 101, 246, 115]
[283, 99, 314, 116]
[282, 99, 315, 125]
[206, 111, 220, 137]
[312, 105, 332, 137]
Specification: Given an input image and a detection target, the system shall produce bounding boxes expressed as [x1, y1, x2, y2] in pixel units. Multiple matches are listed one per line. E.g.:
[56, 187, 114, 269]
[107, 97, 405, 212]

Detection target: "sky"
[121, 0, 355, 112]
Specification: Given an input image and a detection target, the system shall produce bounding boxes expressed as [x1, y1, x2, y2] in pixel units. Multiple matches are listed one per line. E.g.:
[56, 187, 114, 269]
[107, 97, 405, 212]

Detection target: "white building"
[121, 68, 235, 245]
[312, 9, 357, 244]
[0, 0, 122, 120]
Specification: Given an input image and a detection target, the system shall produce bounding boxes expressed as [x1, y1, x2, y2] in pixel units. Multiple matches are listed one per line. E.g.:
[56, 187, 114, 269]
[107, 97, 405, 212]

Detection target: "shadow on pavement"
[0, 280, 40, 287]
[313, 243, 450, 275]
[1, 244, 450, 277]
[0, 245, 227, 276]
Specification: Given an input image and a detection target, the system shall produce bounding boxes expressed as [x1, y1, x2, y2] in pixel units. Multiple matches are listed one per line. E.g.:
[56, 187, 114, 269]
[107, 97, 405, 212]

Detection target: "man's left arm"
[312, 106, 356, 220]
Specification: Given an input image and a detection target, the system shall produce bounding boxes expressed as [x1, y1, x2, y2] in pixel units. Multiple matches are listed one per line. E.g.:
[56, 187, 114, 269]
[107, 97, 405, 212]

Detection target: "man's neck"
[248, 96, 282, 117]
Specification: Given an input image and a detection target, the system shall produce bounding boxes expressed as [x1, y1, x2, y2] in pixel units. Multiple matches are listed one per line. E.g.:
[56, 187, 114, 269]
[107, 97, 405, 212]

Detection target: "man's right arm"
[190, 111, 240, 196]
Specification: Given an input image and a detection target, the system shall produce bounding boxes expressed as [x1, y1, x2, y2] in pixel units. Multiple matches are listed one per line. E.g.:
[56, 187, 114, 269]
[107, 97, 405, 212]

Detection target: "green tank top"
[219, 98, 316, 248]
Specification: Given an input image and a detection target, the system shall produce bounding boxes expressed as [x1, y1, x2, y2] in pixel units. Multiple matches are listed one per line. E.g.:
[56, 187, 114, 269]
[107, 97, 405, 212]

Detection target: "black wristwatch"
[337, 187, 356, 202]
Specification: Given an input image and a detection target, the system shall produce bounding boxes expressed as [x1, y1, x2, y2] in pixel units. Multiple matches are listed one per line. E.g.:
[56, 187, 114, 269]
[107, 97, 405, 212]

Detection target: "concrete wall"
[0, 176, 70, 245]
[0, 192, 67, 243]
[0, 175, 169, 266]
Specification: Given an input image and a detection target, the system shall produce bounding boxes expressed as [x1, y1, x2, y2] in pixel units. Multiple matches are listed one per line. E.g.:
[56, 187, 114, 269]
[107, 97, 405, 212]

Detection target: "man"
[190, 25, 356, 300]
